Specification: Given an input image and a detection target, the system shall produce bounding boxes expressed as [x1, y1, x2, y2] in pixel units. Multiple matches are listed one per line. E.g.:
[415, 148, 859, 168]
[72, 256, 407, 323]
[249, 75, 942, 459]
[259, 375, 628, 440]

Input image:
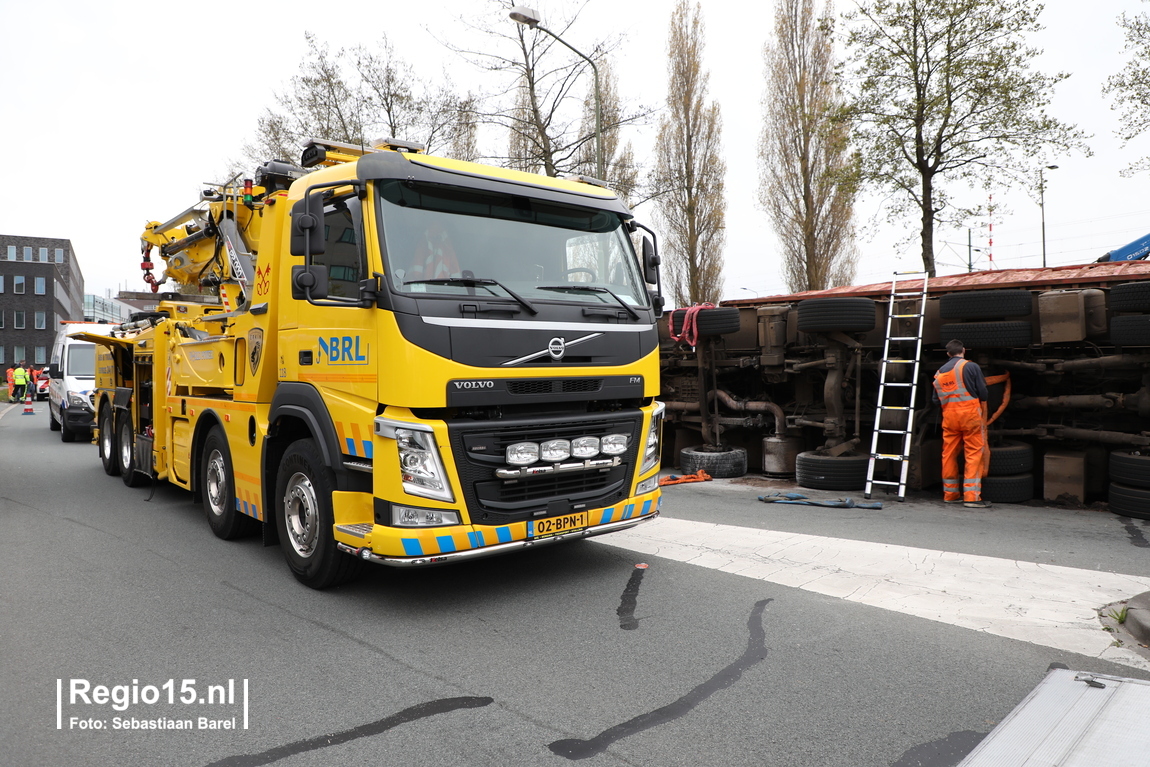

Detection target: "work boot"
[944, 498, 963, 504]
[963, 499, 992, 509]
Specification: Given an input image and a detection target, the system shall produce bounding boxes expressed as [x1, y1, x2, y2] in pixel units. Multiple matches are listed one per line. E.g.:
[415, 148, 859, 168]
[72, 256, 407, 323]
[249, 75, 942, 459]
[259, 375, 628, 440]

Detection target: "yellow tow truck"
[80, 138, 665, 588]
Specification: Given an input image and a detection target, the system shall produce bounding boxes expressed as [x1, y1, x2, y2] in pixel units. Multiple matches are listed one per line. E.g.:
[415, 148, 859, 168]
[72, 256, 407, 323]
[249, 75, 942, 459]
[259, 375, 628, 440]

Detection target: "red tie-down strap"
[669, 303, 716, 347]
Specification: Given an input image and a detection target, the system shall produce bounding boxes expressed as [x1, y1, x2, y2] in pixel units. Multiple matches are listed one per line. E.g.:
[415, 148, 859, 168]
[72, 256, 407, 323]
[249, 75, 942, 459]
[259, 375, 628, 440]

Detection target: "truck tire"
[1110, 315, 1150, 346]
[99, 407, 120, 476]
[1109, 281, 1150, 313]
[938, 321, 1032, 348]
[60, 413, 77, 443]
[670, 307, 741, 337]
[796, 298, 876, 333]
[276, 439, 364, 589]
[679, 446, 748, 478]
[796, 451, 869, 491]
[1109, 451, 1150, 489]
[202, 427, 258, 540]
[981, 473, 1034, 504]
[989, 440, 1033, 476]
[939, 290, 1032, 320]
[119, 415, 146, 488]
[1109, 482, 1150, 520]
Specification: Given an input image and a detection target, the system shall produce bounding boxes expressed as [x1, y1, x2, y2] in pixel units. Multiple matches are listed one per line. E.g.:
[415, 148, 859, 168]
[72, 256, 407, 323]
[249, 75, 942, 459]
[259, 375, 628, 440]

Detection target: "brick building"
[0, 234, 84, 369]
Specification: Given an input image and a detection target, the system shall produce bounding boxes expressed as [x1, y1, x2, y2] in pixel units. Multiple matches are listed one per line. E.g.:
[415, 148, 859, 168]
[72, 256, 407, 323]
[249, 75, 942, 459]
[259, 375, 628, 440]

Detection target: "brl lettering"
[318, 336, 369, 365]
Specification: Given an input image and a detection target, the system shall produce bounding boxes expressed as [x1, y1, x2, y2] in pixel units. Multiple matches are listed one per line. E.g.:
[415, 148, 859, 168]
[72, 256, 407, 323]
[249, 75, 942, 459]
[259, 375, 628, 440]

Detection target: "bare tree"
[843, 0, 1088, 277]
[1105, 2, 1150, 174]
[449, 0, 648, 181]
[760, 0, 857, 293]
[244, 33, 473, 167]
[652, 0, 726, 307]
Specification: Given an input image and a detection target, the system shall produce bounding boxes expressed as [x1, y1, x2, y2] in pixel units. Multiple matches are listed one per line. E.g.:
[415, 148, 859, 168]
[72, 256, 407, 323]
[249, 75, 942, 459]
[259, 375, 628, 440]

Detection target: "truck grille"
[447, 412, 642, 526]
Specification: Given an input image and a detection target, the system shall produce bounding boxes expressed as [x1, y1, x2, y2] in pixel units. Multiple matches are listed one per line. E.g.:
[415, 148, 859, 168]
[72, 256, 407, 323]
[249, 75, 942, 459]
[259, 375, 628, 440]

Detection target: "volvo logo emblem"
[548, 337, 566, 360]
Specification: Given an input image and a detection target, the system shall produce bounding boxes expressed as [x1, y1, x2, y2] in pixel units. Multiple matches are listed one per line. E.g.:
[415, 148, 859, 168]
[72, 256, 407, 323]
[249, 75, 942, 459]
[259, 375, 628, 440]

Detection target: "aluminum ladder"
[865, 272, 929, 499]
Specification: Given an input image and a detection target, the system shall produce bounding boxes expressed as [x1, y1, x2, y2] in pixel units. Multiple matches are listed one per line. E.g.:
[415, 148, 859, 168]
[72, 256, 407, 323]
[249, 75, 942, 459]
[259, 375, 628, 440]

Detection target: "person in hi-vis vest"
[932, 340, 991, 508]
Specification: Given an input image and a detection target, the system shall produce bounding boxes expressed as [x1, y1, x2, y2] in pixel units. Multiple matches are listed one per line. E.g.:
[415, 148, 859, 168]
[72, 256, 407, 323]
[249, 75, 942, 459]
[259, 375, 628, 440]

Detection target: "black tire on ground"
[60, 412, 77, 442]
[795, 451, 869, 491]
[981, 473, 1034, 503]
[276, 439, 364, 589]
[99, 407, 120, 476]
[679, 446, 748, 478]
[1110, 315, 1150, 346]
[1109, 281, 1150, 313]
[119, 414, 146, 488]
[49, 406, 61, 431]
[939, 290, 1033, 320]
[202, 427, 259, 540]
[938, 321, 1032, 349]
[796, 298, 877, 333]
[670, 307, 742, 337]
[1109, 451, 1150, 489]
[1109, 482, 1150, 520]
[989, 440, 1033, 476]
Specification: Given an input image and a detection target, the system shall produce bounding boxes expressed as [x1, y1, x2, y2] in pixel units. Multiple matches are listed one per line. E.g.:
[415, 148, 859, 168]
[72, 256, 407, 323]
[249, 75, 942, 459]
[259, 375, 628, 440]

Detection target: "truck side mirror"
[47, 363, 60, 379]
[291, 265, 330, 300]
[290, 193, 326, 257]
[642, 237, 660, 285]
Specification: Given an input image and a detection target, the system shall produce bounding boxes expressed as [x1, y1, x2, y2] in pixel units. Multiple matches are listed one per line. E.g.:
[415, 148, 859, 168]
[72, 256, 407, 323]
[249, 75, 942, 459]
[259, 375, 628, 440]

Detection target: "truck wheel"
[939, 290, 1032, 319]
[796, 298, 876, 333]
[202, 427, 258, 540]
[981, 473, 1034, 503]
[1109, 281, 1150, 313]
[679, 446, 748, 478]
[49, 406, 61, 431]
[938, 321, 1032, 348]
[796, 451, 869, 491]
[119, 415, 146, 488]
[670, 307, 742, 337]
[989, 440, 1033, 476]
[1109, 451, 1150, 489]
[1109, 482, 1150, 520]
[1110, 315, 1150, 346]
[275, 439, 364, 589]
[99, 408, 120, 476]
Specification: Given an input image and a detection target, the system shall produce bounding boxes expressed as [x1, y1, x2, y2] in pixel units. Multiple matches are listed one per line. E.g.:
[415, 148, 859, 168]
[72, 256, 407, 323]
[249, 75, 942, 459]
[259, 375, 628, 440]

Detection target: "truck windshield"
[376, 180, 649, 309]
[67, 344, 95, 377]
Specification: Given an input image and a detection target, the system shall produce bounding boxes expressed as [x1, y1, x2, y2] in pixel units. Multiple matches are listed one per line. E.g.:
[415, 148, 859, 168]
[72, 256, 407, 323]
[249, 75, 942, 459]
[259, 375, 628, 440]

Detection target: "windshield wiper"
[536, 284, 641, 320]
[404, 277, 538, 315]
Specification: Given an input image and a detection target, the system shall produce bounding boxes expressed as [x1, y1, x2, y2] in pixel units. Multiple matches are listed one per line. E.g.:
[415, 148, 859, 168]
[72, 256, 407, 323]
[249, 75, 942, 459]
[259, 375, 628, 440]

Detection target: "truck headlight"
[394, 427, 455, 502]
[67, 391, 90, 409]
[640, 403, 665, 475]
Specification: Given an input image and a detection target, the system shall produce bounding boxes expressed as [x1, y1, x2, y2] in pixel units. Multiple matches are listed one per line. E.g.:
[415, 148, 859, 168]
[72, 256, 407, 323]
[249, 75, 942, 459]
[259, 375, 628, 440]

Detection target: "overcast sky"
[2, 0, 1148, 303]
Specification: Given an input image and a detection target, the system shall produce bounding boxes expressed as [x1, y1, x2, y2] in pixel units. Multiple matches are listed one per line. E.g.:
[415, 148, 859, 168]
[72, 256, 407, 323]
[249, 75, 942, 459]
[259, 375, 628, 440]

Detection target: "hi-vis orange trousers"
[941, 402, 989, 502]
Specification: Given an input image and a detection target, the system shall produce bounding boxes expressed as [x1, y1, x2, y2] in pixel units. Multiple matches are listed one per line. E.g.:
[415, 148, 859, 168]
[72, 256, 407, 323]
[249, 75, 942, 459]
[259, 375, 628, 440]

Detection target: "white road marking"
[595, 517, 1150, 671]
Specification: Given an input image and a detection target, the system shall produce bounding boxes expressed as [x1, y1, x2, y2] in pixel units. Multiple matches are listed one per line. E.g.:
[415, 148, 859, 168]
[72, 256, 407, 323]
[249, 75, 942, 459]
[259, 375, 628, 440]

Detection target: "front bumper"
[334, 490, 661, 567]
[337, 510, 658, 567]
[63, 405, 94, 431]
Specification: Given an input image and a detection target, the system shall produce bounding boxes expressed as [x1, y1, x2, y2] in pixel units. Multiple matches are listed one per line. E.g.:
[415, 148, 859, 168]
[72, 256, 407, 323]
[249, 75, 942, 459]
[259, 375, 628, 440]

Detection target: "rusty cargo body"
[658, 262, 1150, 510]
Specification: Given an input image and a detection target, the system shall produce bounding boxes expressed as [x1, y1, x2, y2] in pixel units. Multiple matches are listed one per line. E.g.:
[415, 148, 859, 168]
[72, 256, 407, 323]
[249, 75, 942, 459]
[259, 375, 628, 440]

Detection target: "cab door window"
[316, 196, 365, 299]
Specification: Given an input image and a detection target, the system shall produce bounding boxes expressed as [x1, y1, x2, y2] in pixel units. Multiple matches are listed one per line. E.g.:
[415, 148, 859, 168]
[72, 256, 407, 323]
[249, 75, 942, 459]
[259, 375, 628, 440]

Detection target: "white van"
[47, 323, 114, 442]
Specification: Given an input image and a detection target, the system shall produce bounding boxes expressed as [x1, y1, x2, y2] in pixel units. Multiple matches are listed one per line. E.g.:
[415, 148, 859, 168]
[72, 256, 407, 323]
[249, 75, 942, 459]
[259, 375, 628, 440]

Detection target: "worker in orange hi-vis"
[932, 339, 992, 508]
[5, 366, 13, 399]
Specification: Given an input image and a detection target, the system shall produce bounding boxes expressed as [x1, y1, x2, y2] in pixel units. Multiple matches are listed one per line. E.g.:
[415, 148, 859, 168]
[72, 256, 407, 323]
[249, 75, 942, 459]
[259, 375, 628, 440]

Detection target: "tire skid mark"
[549, 598, 772, 760]
[617, 563, 649, 630]
[890, 730, 985, 767]
[202, 696, 493, 767]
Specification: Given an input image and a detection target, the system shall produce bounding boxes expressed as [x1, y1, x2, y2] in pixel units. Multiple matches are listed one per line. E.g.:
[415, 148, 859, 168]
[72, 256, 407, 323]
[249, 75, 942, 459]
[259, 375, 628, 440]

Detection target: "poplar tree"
[1106, 2, 1150, 173]
[760, 0, 858, 293]
[652, 0, 726, 307]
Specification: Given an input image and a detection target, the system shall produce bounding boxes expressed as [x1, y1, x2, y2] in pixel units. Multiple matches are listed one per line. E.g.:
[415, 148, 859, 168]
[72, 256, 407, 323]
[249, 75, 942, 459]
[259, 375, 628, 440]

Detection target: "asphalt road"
[3, 401, 1148, 767]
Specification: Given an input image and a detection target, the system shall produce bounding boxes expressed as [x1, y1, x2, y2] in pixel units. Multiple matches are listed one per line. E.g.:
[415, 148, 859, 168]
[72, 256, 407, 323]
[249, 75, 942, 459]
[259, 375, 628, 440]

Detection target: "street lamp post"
[1039, 164, 1059, 268]
[509, 6, 604, 181]
[740, 287, 759, 298]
